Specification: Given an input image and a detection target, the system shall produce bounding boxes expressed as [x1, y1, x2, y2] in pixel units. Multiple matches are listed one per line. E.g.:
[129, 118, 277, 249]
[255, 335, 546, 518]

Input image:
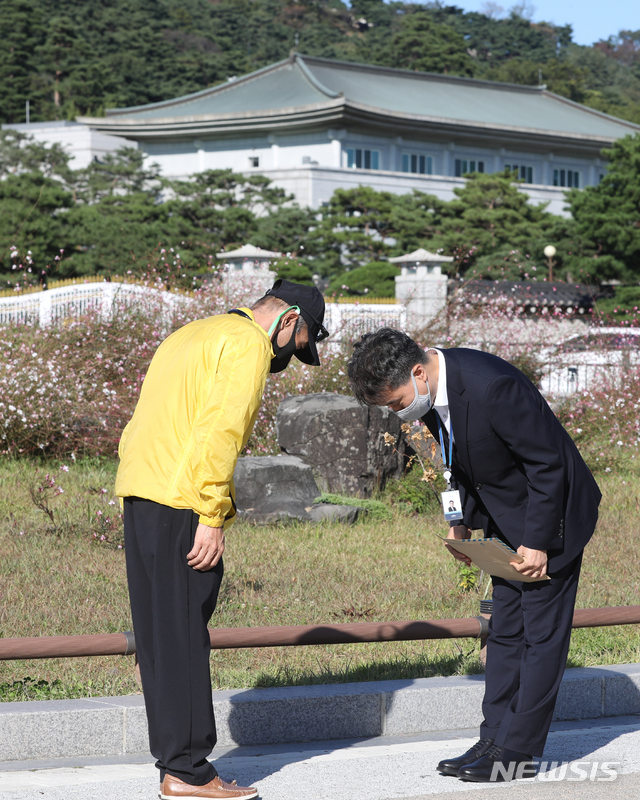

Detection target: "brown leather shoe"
[160, 774, 258, 799]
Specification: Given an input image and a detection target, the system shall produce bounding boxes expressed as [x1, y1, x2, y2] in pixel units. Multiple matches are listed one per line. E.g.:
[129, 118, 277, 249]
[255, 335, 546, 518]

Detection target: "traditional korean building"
[75, 52, 640, 215]
[10, 53, 639, 215]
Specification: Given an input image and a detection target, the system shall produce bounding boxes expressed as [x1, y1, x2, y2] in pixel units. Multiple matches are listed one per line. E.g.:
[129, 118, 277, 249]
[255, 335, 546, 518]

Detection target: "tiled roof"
[460, 280, 601, 309]
[389, 248, 454, 264]
[79, 54, 640, 144]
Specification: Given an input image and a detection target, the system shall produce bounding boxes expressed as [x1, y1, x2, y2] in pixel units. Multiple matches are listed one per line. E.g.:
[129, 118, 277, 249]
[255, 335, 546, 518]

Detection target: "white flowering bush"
[2, 250, 638, 473]
[0, 271, 352, 457]
[419, 288, 640, 473]
[557, 373, 640, 472]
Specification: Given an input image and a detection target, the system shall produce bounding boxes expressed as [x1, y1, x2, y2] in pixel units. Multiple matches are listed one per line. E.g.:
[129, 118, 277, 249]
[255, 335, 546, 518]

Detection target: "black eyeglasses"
[299, 304, 329, 342]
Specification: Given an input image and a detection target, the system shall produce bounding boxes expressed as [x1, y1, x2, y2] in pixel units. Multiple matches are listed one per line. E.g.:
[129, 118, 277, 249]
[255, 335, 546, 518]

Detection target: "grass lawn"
[1, 458, 639, 701]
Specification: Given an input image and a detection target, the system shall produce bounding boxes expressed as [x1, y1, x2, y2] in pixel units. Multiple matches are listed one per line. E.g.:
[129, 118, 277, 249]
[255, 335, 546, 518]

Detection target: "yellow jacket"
[115, 309, 272, 528]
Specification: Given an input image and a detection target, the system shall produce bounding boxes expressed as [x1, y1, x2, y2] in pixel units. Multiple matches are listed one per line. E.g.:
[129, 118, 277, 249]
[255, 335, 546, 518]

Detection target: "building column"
[544, 154, 554, 186]
[194, 139, 204, 172]
[443, 145, 454, 177]
[331, 137, 341, 168]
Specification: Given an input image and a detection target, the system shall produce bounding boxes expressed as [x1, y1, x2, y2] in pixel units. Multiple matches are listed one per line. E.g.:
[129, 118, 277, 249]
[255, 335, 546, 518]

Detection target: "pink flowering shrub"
[2, 260, 637, 474]
[557, 370, 640, 472]
[424, 288, 585, 381]
[0, 280, 351, 458]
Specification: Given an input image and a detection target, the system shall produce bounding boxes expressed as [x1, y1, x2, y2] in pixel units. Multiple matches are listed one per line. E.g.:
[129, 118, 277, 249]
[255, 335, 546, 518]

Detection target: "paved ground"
[0, 715, 639, 799]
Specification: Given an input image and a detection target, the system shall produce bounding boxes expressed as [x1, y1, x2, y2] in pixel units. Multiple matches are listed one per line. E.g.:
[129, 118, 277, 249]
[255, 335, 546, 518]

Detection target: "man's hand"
[445, 525, 473, 566]
[187, 524, 225, 571]
[510, 545, 548, 578]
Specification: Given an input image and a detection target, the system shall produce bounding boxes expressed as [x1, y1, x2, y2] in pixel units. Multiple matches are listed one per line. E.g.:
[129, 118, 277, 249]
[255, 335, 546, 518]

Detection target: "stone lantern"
[216, 243, 281, 304]
[390, 248, 452, 322]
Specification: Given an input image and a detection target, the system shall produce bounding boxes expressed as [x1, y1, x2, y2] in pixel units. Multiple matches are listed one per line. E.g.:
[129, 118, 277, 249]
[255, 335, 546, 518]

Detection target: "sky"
[445, 1, 638, 46]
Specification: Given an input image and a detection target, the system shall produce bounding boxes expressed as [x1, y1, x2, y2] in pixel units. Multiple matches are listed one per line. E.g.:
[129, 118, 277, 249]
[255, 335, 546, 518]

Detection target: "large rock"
[276, 393, 410, 498]
[233, 455, 319, 523]
[233, 454, 363, 524]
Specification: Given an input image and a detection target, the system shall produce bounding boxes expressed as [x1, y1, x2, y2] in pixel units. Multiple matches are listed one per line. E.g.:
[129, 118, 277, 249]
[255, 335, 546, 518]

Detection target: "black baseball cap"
[263, 279, 328, 366]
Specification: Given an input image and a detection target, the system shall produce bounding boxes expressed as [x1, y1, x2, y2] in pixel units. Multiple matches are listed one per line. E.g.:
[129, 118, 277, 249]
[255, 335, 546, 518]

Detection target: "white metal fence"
[0, 281, 180, 326]
[323, 301, 407, 341]
[0, 282, 408, 338]
[7, 284, 631, 399]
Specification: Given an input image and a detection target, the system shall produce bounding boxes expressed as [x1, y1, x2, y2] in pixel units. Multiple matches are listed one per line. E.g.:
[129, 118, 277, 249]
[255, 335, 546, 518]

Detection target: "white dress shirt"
[430, 348, 450, 435]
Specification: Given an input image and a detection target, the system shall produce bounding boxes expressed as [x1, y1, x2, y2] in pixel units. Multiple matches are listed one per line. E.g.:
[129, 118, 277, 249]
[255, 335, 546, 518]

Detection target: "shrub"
[556, 369, 640, 472]
[0, 278, 352, 458]
[327, 262, 399, 298]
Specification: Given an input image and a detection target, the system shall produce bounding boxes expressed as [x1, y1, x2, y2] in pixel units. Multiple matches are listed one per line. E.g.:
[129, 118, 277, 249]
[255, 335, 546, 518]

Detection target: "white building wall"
[143, 131, 338, 176]
[255, 166, 572, 216]
[2, 122, 136, 169]
[6, 122, 593, 216]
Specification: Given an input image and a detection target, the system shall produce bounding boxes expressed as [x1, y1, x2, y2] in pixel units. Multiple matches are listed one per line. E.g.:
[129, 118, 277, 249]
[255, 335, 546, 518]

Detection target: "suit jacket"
[422, 348, 601, 573]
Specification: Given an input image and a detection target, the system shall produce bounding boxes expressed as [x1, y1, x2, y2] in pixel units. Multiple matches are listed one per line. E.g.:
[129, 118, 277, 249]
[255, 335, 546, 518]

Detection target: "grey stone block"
[0, 701, 123, 760]
[123, 703, 150, 755]
[212, 683, 383, 745]
[234, 455, 319, 523]
[1, 664, 639, 761]
[384, 676, 485, 734]
[307, 503, 362, 523]
[276, 393, 413, 497]
[553, 668, 606, 721]
[602, 664, 640, 717]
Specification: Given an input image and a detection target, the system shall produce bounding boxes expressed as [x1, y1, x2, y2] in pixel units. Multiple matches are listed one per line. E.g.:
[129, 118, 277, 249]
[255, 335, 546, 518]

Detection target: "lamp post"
[544, 245, 556, 282]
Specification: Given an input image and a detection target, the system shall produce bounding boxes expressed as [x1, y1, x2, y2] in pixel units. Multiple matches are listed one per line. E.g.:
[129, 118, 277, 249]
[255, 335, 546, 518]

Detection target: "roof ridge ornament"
[294, 53, 341, 99]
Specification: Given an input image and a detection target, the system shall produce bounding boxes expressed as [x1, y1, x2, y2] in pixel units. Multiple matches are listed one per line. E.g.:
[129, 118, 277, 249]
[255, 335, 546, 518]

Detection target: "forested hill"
[1, 0, 639, 126]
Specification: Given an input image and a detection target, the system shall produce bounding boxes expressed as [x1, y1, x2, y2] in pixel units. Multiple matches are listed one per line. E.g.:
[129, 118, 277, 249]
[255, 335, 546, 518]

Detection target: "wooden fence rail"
[1, 606, 639, 661]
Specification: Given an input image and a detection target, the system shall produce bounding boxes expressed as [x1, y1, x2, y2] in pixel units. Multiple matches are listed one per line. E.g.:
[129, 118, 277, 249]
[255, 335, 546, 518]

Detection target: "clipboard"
[438, 536, 550, 582]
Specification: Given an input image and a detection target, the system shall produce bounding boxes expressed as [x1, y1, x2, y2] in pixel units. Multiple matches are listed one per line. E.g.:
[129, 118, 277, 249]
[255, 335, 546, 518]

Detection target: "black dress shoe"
[458, 744, 535, 782]
[436, 738, 495, 777]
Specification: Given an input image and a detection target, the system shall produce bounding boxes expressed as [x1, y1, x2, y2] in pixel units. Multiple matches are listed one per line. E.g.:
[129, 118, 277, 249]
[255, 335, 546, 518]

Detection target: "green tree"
[308, 186, 399, 276]
[430, 171, 555, 277]
[253, 205, 316, 259]
[483, 57, 590, 102]
[270, 256, 314, 285]
[327, 261, 398, 297]
[564, 134, 640, 282]
[0, 0, 46, 124]
[0, 130, 76, 284]
[164, 169, 295, 260]
[0, 172, 74, 286]
[384, 11, 476, 76]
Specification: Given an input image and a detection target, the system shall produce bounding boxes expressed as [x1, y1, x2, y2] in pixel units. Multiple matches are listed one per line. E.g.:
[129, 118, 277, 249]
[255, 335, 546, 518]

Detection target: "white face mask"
[394, 372, 433, 421]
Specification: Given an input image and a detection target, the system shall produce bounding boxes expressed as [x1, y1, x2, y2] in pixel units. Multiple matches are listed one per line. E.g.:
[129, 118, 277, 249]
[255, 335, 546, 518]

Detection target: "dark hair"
[348, 328, 430, 405]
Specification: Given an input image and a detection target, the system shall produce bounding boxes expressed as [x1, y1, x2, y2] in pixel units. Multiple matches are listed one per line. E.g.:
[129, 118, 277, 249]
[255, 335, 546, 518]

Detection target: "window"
[249, 156, 259, 168]
[454, 159, 484, 177]
[346, 148, 380, 170]
[553, 169, 580, 188]
[505, 164, 534, 184]
[401, 153, 433, 175]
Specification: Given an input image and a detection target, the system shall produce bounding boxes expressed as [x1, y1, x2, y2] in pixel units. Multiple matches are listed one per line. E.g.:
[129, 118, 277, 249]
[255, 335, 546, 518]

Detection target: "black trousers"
[124, 497, 223, 785]
[480, 553, 583, 757]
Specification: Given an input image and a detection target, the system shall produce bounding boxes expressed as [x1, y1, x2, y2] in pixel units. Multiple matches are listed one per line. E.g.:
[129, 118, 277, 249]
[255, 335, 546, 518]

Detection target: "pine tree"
[565, 134, 640, 282]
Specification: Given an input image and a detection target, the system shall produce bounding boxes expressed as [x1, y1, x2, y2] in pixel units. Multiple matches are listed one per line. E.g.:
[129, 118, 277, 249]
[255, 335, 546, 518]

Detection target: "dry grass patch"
[1, 458, 639, 699]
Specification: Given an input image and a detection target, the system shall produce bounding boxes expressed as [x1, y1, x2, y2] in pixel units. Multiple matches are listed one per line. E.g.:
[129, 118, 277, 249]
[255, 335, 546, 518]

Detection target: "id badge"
[441, 489, 463, 523]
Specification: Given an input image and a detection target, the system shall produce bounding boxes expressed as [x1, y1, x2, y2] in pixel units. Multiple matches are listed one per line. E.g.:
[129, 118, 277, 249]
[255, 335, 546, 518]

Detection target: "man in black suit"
[348, 329, 601, 782]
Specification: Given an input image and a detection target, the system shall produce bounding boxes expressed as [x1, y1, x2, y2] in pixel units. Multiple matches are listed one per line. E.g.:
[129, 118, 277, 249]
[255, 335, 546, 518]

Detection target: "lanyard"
[436, 414, 453, 469]
[436, 414, 454, 487]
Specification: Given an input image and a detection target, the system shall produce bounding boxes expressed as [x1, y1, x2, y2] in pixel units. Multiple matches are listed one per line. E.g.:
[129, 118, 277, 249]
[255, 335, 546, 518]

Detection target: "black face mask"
[270, 326, 298, 373]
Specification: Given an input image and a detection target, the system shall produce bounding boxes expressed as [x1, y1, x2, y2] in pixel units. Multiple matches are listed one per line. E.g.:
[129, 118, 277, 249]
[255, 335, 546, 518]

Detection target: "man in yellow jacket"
[116, 279, 327, 800]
